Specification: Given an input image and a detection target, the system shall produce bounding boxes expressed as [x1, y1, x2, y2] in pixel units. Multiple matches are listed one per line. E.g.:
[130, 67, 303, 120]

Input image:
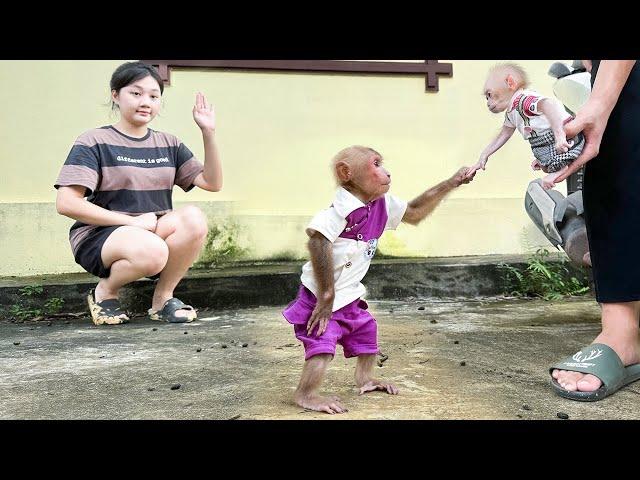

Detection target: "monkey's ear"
[335, 161, 351, 183]
[505, 74, 517, 90]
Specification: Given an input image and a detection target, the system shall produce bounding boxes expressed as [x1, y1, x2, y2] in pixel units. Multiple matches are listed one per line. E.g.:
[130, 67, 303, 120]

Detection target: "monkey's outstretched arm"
[465, 125, 516, 178]
[402, 167, 473, 226]
[482, 125, 516, 160]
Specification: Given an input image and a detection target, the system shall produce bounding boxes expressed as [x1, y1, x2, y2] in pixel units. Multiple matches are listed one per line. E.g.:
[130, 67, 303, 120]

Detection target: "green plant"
[9, 304, 42, 321]
[19, 285, 43, 296]
[498, 249, 590, 300]
[194, 220, 249, 267]
[8, 284, 65, 321]
[44, 297, 65, 314]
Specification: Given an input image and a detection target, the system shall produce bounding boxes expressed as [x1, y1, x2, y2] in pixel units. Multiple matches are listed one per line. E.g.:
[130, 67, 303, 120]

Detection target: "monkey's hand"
[463, 157, 486, 179]
[554, 133, 572, 154]
[451, 166, 475, 186]
[306, 299, 333, 337]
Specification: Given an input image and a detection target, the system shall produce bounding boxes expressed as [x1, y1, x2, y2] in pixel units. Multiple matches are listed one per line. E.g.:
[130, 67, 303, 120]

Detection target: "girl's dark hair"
[110, 61, 164, 110]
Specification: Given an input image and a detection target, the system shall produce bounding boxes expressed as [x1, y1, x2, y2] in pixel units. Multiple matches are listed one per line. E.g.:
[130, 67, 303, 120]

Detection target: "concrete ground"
[2, 295, 638, 420]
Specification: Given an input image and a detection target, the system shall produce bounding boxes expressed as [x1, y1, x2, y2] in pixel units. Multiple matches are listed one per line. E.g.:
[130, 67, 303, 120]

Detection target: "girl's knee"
[133, 238, 169, 275]
[179, 206, 208, 241]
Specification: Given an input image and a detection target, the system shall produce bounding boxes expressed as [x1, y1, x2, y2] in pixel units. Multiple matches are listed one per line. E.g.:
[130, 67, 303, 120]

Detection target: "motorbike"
[523, 60, 591, 267]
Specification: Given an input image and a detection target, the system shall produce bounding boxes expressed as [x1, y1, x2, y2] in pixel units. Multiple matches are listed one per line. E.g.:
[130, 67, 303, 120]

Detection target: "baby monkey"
[466, 63, 584, 189]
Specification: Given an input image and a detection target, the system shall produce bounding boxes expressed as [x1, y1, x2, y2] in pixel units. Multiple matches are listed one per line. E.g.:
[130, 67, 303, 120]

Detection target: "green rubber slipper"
[550, 343, 640, 401]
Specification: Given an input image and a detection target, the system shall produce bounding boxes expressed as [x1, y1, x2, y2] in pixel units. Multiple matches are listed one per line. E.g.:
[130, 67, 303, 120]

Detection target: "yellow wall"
[0, 60, 565, 276]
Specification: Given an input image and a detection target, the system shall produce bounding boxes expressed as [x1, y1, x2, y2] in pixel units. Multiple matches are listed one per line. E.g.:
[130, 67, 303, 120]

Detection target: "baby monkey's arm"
[465, 125, 515, 178]
[538, 98, 572, 153]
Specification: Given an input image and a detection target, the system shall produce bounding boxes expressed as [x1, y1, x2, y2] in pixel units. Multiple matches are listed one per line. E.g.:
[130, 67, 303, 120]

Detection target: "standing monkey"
[283, 146, 475, 414]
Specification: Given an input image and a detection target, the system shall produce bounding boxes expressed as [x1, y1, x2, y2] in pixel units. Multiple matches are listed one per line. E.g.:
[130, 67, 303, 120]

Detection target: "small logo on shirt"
[364, 238, 378, 259]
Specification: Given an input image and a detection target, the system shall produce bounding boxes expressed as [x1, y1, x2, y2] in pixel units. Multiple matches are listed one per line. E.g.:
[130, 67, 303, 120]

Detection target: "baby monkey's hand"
[555, 133, 573, 154]
[464, 156, 487, 179]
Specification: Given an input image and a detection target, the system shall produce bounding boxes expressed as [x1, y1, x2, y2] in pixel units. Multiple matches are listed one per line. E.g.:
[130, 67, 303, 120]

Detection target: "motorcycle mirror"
[571, 60, 586, 70]
[548, 62, 572, 78]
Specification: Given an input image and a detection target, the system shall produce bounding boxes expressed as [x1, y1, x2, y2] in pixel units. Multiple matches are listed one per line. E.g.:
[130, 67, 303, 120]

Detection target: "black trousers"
[583, 60, 640, 302]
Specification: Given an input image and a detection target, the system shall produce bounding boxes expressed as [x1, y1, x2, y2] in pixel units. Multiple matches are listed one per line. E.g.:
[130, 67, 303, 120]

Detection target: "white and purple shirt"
[301, 187, 408, 311]
[503, 89, 570, 139]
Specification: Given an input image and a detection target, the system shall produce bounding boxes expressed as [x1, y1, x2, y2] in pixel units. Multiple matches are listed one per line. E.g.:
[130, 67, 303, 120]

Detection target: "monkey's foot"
[357, 378, 399, 395]
[295, 393, 348, 414]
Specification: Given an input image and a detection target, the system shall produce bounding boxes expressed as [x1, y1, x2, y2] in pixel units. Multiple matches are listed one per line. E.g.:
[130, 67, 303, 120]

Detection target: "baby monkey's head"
[483, 62, 529, 113]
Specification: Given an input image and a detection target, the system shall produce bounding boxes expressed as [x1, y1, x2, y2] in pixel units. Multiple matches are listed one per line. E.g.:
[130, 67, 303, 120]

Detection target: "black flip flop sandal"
[148, 298, 197, 323]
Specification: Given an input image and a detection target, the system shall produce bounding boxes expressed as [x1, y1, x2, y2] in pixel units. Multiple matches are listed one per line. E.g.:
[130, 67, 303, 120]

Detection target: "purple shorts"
[282, 286, 379, 360]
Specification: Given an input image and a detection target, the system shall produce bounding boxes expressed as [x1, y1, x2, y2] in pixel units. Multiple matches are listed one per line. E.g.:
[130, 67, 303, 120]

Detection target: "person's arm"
[305, 231, 335, 337]
[466, 125, 515, 178]
[403, 167, 474, 225]
[191, 92, 223, 192]
[56, 186, 157, 231]
[555, 60, 636, 183]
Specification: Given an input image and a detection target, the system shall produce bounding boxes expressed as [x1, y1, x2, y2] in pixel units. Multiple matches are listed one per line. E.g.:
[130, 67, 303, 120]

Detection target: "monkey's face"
[355, 153, 391, 199]
[483, 74, 513, 113]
